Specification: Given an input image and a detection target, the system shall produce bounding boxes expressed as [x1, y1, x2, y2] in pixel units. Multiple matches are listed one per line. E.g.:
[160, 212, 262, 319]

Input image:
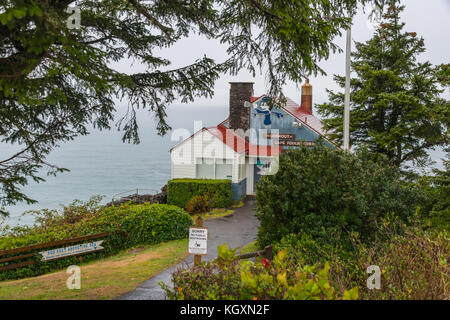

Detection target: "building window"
[196, 158, 214, 179]
[216, 163, 232, 180]
[196, 158, 233, 180]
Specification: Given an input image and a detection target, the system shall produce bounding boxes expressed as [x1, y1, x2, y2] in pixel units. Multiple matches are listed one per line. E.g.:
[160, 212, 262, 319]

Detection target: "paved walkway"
[116, 199, 259, 300]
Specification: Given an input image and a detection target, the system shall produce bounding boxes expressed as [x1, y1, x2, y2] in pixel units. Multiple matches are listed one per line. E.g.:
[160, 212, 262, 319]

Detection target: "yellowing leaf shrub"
[161, 244, 358, 300]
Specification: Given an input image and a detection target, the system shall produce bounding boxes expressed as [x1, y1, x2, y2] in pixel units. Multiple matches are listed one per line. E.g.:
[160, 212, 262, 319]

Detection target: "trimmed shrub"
[185, 195, 211, 214]
[167, 179, 232, 208]
[161, 243, 358, 300]
[256, 145, 423, 248]
[0, 200, 192, 280]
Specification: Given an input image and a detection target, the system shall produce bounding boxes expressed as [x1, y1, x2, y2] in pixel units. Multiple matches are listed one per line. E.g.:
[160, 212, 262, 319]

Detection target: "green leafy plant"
[276, 217, 450, 300]
[415, 155, 450, 231]
[185, 195, 212, 214]
[167, 179, 232, 208]
[0, 0, 386, 216]
[0, 200, 192, 280]
[255, 145, 423, 248]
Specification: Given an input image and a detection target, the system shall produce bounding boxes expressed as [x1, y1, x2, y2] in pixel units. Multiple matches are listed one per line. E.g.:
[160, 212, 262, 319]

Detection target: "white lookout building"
[170, 81, 334, 200]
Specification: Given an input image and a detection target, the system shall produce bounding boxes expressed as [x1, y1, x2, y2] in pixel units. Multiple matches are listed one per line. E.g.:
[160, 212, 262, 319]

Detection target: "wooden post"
[264, 245, 273, 260]
[194, 216, 204, 266]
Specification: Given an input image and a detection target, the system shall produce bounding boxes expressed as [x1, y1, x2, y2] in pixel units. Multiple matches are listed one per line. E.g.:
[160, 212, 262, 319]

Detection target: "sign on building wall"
[273, 140, 315, 147]
[39, 241, 104, 261]
[264, 133, 314, 147]
[264, 133, 295, 140]
[188, 227, 208, 255]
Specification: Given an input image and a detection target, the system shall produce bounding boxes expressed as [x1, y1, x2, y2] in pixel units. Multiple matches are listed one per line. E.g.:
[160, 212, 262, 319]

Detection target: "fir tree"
[317, 0, 449, 168]
[0, 0, 386, 215]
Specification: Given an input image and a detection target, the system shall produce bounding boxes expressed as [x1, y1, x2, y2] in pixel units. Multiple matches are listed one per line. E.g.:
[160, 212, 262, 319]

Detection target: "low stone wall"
[106, 185, 167, 207]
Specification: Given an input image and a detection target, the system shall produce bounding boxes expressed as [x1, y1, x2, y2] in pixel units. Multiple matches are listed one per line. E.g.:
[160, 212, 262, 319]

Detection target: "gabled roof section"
[249, 95, 326, 137]
[171, 91, 338, 156]
[206, 124, 248, 154]
[169, 127, 206, 152]
[170, 124, 249, 154]
[283, 97, 326, 137]
[170, 122, 282, 157]
[250, 95, 265, 103]
[219, 117, 229, 127]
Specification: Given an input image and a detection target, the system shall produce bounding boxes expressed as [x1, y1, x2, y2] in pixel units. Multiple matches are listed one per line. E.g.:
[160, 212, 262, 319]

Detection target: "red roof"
[206, 124, 281, 156]
[249, 95, 265, 103]
[206, 124, 248, 154]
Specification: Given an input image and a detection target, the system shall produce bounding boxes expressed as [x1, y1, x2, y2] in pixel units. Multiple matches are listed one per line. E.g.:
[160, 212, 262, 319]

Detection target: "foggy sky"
[113, 0, 450, 113]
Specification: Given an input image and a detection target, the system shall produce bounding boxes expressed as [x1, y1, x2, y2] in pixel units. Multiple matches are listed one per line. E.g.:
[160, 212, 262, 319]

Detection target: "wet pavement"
[116, 199, 259, 300]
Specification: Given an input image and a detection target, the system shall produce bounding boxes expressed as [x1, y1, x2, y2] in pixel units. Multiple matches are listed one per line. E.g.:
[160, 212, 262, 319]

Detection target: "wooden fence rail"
[236, 245, 273, 261]
[0, 232, 110, 272]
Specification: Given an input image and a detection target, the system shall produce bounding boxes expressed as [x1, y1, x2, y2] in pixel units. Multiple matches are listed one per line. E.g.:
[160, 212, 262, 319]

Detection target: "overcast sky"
[114, 0, 449, 115]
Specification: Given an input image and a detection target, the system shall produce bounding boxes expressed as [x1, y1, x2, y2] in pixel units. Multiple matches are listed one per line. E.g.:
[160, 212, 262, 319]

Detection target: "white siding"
[171, 129, 238, 180]
[171, 164, 196, 179]
[232, 152, 247, 183]
[246, 163, 254, 195]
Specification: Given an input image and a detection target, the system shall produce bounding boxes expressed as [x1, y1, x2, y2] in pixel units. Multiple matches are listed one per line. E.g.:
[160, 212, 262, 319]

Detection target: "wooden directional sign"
[189, 227, 208, 256]
[39, 240, 104, 262]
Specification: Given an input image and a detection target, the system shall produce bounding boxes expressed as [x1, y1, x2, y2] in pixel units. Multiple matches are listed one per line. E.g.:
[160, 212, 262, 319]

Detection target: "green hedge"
[167, 179, 232, 208]
[0, 203, 192, 280]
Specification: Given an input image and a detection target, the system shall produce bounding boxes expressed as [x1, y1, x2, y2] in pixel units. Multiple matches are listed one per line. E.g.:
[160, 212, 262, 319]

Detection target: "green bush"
[185, 195, 211, 214]
[0, 199, 192, 280]
[161, 243, 358, 300]
[256, 145, 423, 248]
[414, 156, 450, 232]
[167, 179, 232, 208]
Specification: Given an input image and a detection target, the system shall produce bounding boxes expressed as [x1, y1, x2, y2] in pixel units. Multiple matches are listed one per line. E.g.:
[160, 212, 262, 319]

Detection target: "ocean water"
[1, 105, 228, 226]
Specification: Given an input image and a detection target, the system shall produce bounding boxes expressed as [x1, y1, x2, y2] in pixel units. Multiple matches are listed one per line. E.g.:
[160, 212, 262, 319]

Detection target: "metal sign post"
[343, 15, 352, 151]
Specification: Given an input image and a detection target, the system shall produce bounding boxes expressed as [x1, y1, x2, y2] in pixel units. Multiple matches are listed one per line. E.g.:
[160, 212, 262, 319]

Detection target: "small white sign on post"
[189, 227, 208, 255]
[39, 241, 104, 262]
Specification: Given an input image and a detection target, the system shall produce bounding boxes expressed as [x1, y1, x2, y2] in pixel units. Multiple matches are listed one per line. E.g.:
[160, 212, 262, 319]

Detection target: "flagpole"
[343, 21, 351, 151]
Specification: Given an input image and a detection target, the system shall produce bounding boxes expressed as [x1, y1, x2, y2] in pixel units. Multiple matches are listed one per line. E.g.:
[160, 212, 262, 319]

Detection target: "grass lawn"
[192, 208, 235, 221]
[231, 199, 245, 208]
[0, 238, 188, 300]
[238, 241, 258, 254]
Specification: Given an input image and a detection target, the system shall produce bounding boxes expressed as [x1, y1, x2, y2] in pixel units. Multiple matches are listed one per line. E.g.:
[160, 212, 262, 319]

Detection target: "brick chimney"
[300, 79, 312, 114]
[229, 82, 254, 131]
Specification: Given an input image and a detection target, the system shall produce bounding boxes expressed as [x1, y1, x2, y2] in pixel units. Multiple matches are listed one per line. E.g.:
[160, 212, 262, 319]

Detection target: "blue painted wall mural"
[246, 96, 335, 192]
[252, 96, 284, 126]
[247, 97, 334, 150]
